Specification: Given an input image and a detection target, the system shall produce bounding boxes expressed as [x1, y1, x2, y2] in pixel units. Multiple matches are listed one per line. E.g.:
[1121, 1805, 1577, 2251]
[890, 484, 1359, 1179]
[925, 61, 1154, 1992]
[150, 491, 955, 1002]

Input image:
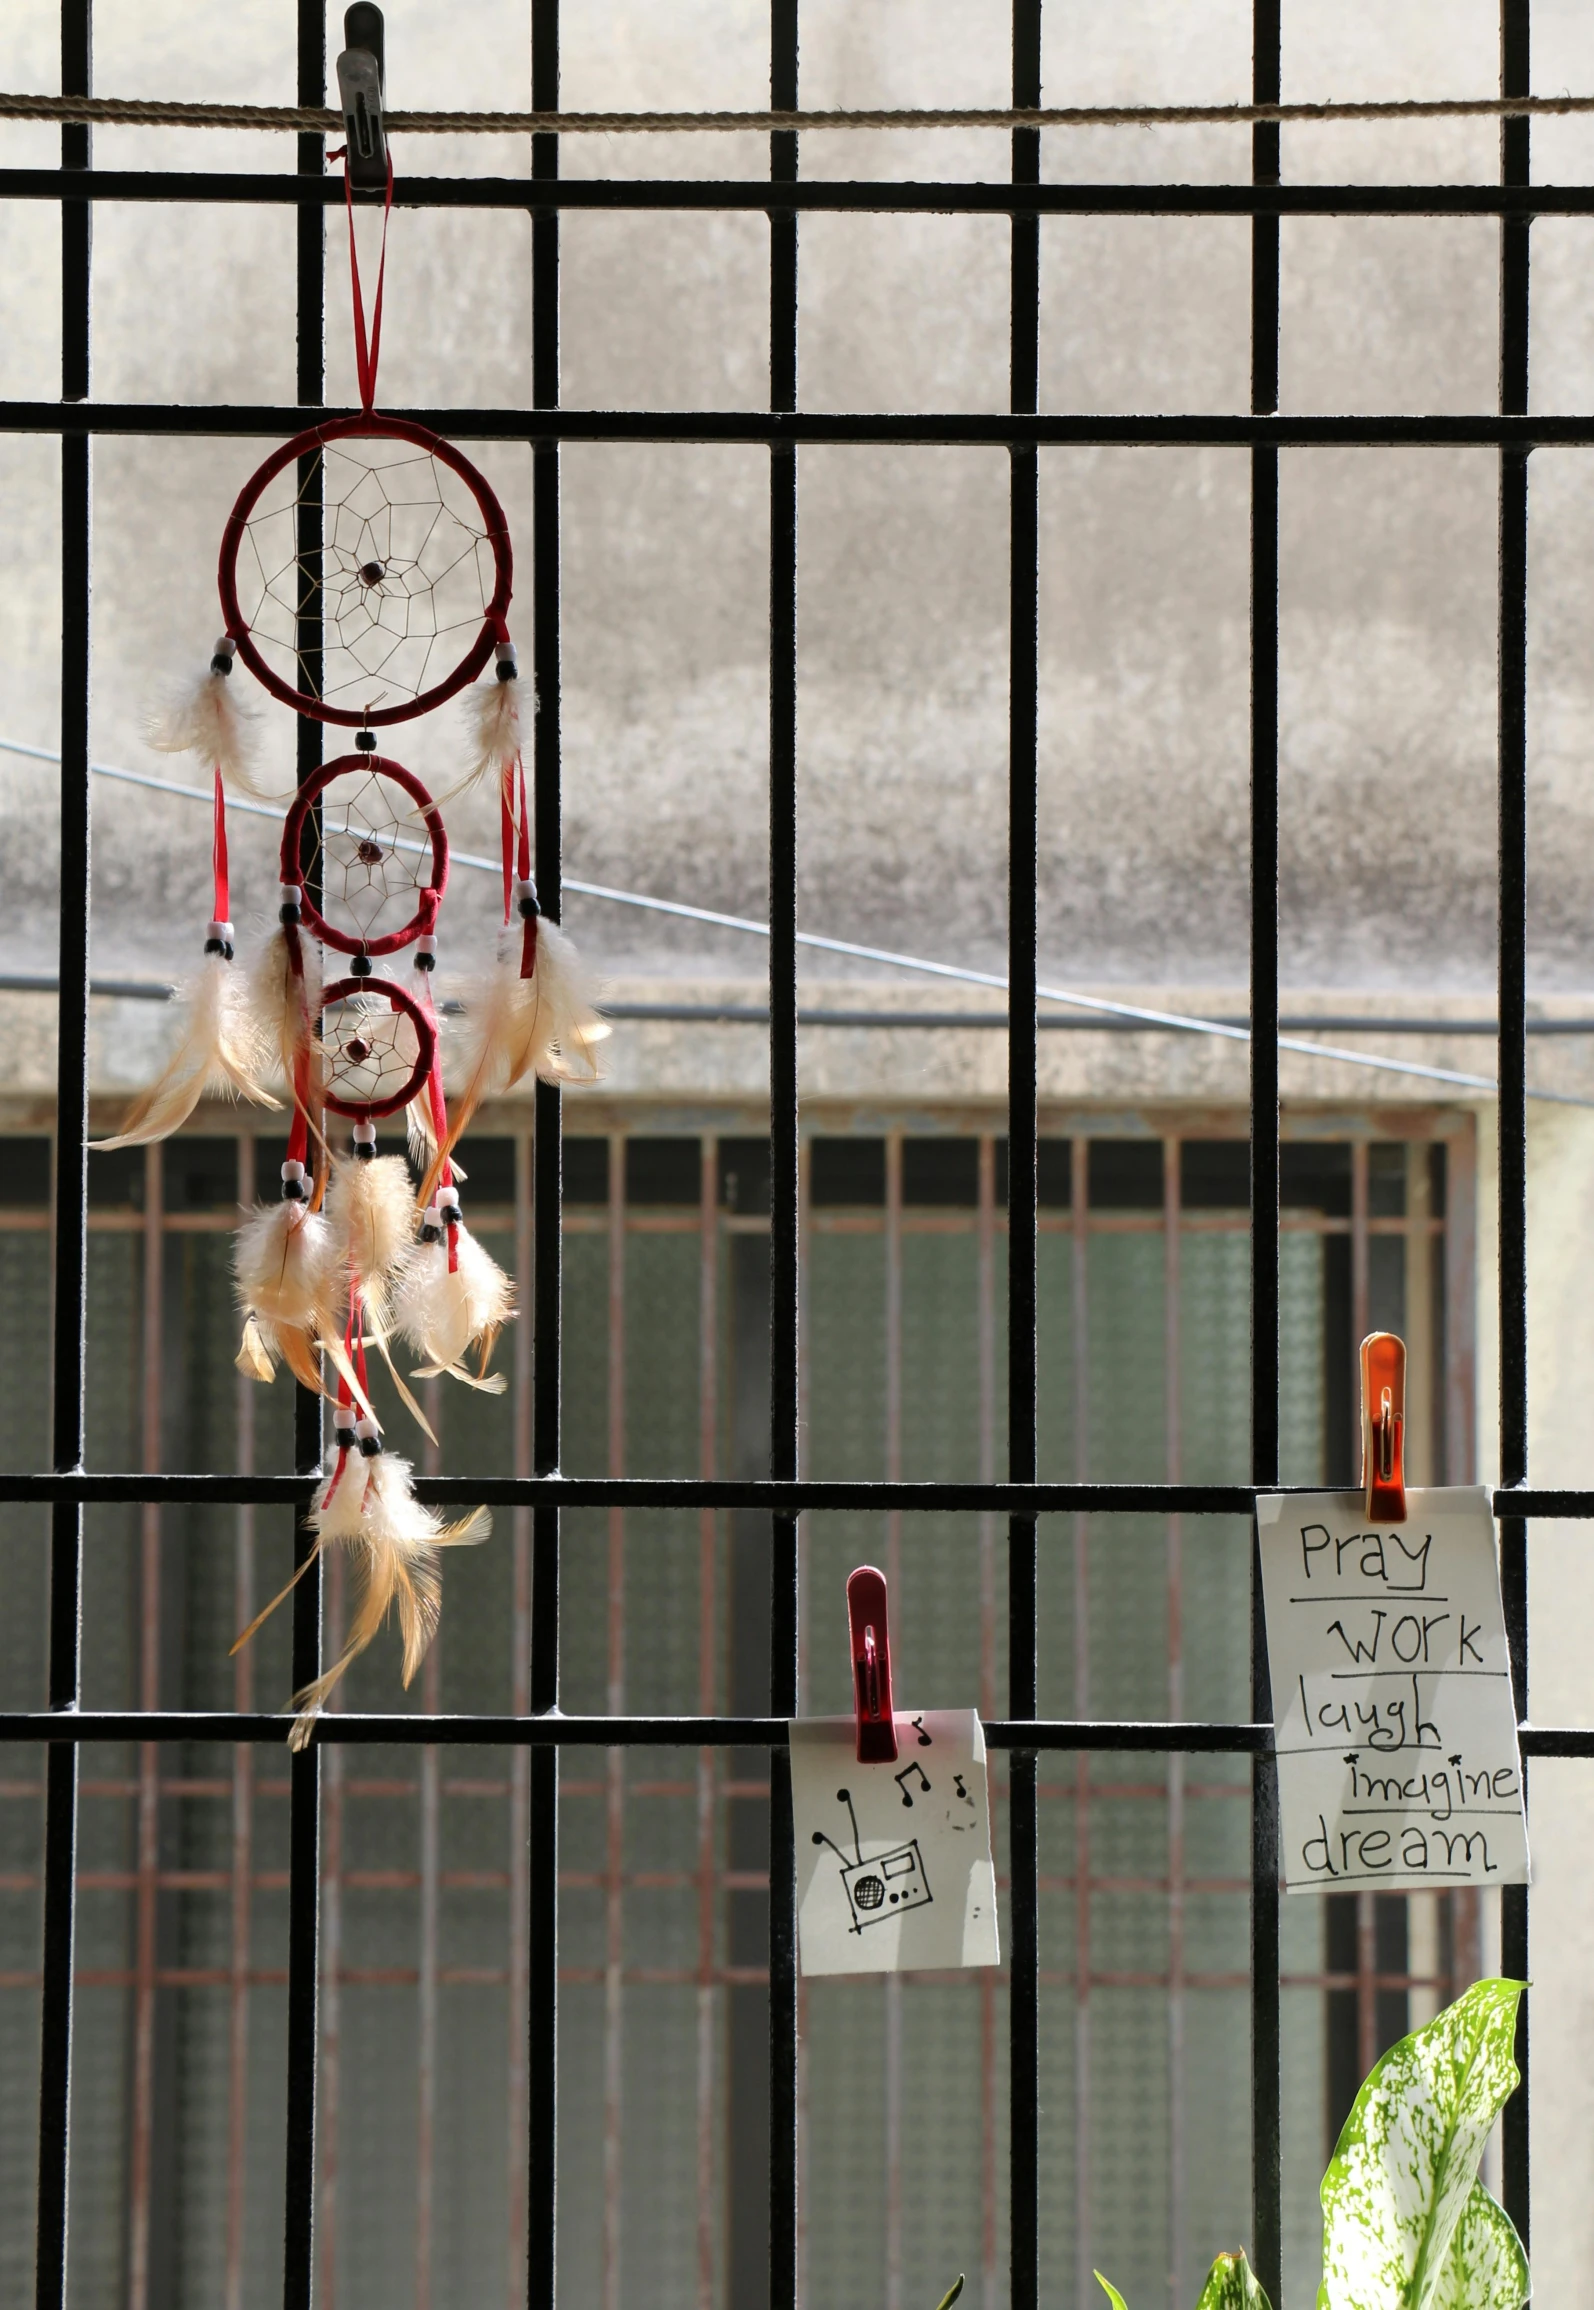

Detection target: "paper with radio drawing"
[789, 1709, 1000, 1976]
[1257, 1487, 1529, 1894]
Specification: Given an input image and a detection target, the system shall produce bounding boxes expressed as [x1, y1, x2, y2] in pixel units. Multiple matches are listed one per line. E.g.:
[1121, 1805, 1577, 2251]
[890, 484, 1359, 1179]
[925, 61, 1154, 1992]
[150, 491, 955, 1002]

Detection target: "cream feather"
[232, 1200, 343, 1394]
[92, 954, 279, 1149]
[250, 926, 323, 1117]
[285, 1452, 491, 1748]
[145, 660, 276, 799]
[442, 674, 530, 798]
[325, 1154, 417, 1302]
[392, 1224, 513, 1384]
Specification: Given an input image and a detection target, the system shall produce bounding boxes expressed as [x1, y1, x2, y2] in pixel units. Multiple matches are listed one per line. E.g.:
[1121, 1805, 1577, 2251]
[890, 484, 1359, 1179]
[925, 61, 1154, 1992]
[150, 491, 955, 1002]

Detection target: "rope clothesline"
[4, 89, 1594, 136]
[2, 736, 1588, 1108]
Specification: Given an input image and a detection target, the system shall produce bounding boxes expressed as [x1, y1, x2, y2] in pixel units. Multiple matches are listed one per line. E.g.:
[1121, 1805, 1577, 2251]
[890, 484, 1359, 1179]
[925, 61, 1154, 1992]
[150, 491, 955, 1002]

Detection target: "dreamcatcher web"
[234, 438, 500, 717]
[298, 767, 437, 948]
[322, 990, 424, 1113]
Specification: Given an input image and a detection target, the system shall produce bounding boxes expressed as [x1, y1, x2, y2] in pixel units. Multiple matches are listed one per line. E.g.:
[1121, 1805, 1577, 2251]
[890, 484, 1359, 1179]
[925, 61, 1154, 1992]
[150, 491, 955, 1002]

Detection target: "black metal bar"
[5, 1705, 1594, 1753]
[767, 9, 800, 2303]
[528, 13, 562, 2309]
[1007, 6, 1042, 2308]
[13, 401, 1594, 446]
[281, 15, 325, 2308]
[1248, 1, 1283, 2297]
[34, 5, 92, 2302]
[11, 167, 1594, 215]
[1498, 0, 1532, 2251]
[7, 1471, 1594, 1514]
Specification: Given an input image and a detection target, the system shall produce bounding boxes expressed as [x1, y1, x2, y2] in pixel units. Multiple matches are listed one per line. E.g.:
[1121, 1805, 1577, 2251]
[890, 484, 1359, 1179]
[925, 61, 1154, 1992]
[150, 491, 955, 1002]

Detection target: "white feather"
[145, 663, 277, 799]
[444, 674, 531, 797]
[234, 1200, 338, 1331]
[325, 1154, 417, 1301]
[286, 1453, 491, 1747]
[392, 1224, 514, 1378]
[92, 953, 278, 1148]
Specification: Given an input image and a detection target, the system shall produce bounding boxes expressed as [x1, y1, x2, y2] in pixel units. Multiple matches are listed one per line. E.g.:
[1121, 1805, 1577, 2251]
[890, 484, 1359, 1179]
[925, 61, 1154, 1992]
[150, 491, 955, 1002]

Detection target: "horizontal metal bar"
[4, 168, 1594, 216]
[8, 401, 1594, 448]
[3, 1472, 1593, 1515]
[0, 1707, 1589, 1755]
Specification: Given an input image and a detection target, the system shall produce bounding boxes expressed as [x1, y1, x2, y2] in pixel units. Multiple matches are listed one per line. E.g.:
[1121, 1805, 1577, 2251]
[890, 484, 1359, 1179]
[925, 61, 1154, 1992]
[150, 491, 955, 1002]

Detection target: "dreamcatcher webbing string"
[330, 145, 395, 413]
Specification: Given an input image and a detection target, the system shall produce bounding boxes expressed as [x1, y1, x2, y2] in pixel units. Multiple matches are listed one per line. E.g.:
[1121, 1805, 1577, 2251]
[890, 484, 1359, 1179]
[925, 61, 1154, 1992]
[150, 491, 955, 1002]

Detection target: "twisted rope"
[3, 89, 1594, 134]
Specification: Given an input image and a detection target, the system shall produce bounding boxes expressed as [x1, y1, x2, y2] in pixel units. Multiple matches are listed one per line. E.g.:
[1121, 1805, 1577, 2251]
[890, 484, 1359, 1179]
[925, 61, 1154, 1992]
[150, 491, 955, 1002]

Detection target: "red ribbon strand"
[332, 146, 395, 413]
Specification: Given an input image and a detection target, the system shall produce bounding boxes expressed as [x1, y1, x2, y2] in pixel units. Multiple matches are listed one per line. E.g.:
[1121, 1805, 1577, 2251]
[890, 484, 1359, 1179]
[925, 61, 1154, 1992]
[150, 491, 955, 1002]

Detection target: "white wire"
[3, 734, 1588, 1106]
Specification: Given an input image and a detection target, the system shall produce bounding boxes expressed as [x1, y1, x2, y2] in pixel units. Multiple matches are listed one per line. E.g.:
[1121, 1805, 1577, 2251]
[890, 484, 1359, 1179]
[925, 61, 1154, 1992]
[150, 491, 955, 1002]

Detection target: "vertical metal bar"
[1164, 1137, 1186, 2309]
[283, 10, 326, 2305]
[1249, 0, 1284, 2295]
[1069, 1140, 1090, 2308]
[416, 1377, 444, 2310]
[768, 6, 801, 2305]
[1008, 6, 1042, 2305]
[36, 2, 92, 2299]
[883, 1136, 904, 2310]
[1497, 0, 1531, 2248]
[225, 1137, 257, 2310]
[1351, 1140, 1371, 1467]
[602, 1137, 626, 2310]
[976, 1134, 999, 2310]
[528, 8, 563, 2304]
[507, 1126, 534, 2308]
[128, 1143, 164, 2310]
[314, 1575, 344, 2310]
[696, 1136, 720, 2310]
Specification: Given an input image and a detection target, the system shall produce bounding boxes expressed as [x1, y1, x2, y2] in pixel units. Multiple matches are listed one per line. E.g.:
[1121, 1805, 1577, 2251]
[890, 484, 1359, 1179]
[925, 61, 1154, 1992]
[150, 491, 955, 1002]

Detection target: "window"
[0, 3, 1573, 2307]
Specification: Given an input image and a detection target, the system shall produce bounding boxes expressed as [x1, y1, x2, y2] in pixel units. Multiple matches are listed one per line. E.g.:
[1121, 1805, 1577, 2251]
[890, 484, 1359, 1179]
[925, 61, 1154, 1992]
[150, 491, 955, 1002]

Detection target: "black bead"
[334, 1428, 357, 1452]
[355, 729, 377, 752]
[495, 658, 517, 682]
[203, 936, 234, 960]
[518, 893, 540, 921]
[358, 1434, 383, 1458]
[354, 1142, 375, 1162]
[279, 902, 301, 926]
[415, 951, 435, 972]
[282, 1179, 306, 1202]
[443, 1204, 461, 1227]
[350, 951, 373, 977]
[210, 653, 233, 676]
[419, 1221, 442, 1244]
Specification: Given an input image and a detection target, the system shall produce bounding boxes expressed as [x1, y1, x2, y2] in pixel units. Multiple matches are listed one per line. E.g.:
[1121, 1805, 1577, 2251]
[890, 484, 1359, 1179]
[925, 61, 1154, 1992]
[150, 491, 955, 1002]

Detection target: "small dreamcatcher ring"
[320, 975, 436, 1120]
[282, 754, 448, 957]
[218, 414, 513, 728]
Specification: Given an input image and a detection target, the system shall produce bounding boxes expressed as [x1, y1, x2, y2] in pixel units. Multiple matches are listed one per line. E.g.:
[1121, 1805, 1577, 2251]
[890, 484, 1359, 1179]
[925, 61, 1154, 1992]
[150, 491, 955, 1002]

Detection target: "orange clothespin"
[1360, 1331, 1407, 1523]
[846, 1565, 898, 1764]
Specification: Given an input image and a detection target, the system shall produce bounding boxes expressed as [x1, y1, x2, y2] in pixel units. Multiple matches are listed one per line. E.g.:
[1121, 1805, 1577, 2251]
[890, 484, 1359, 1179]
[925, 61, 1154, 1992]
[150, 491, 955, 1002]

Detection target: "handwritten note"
[1257, 1487, 1529, 1894]
[789, 1710, 1000, 1976]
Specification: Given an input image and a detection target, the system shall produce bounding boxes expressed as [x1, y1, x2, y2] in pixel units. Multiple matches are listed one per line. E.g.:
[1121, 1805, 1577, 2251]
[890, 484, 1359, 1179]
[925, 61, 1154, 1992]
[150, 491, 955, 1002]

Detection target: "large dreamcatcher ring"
[320, 975, 436, 1119]
[218, 414, 513, 727]
[281, 753, 448, 958]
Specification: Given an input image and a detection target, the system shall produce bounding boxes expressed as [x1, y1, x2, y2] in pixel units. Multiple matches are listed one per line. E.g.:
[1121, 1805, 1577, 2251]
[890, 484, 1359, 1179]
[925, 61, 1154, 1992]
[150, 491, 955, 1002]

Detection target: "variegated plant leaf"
[1095, 2277, 1131, 2310]
[1319, 1977, 1528, 2310]
[1427, 2182, 1528, 2310]
[1194, 2249, 1274, 2309]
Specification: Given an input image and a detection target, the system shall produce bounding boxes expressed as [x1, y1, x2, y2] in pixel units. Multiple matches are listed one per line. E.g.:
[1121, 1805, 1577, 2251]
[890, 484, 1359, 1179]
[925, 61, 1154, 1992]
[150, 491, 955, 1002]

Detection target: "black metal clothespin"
[336, 4, 388, 189]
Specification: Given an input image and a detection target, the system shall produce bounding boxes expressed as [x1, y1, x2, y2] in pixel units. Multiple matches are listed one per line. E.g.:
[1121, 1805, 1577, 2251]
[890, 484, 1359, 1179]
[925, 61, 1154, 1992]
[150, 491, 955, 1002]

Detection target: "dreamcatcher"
[97, 129, 605, 1746]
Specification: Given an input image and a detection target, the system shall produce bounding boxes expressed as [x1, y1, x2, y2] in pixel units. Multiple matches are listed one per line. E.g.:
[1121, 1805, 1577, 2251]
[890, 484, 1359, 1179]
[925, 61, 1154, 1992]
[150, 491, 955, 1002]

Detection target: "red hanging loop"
[331, 145, 395, 413]
[211, 767, 230, 926]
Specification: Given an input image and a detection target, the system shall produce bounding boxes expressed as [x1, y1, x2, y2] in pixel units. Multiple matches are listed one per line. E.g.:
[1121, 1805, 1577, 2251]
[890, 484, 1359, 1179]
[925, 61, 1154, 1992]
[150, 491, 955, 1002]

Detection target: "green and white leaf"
[1319, 1977, 1528, 2310]
[1194, 2249, 1274, 2310]
[1095, 2274, 1131, 2310]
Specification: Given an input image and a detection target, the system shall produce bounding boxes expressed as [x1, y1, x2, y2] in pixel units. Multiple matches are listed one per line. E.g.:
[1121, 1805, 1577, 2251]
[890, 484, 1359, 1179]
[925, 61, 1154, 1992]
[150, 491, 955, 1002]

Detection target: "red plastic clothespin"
[847, 1564, 898, 1763]
[1360, 1331, 1407, 1523]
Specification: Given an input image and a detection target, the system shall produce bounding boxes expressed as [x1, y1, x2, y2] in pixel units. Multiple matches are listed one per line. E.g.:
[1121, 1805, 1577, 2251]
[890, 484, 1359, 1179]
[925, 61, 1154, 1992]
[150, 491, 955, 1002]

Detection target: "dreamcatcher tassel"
[284, 1449, 491, 1750]
[232, 1195, 342, 1394]
[393, 1205, 513, 1390]
[92, 947, 277, 1149]
[445, 635, 529, 798]
[325, 1153, 417, 1312]
[145, 637, 276, 799]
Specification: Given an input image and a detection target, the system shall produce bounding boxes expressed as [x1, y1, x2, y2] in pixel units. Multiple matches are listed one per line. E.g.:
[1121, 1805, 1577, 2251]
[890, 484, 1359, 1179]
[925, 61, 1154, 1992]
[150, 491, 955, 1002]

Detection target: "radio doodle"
[812, 1787, 934, 1933]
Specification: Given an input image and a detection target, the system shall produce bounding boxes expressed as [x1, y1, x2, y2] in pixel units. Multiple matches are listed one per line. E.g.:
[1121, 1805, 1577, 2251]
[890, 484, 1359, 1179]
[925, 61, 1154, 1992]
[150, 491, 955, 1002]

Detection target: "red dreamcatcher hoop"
[281, 752, 448, 957]
[319, 973, 435, 1119]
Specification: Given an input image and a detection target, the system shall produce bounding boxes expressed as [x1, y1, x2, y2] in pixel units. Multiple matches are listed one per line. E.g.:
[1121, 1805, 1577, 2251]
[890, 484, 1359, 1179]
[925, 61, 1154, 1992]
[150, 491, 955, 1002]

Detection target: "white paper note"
[1257, 1487, 1529, 1894]
[789, 1710, 1000, 1976]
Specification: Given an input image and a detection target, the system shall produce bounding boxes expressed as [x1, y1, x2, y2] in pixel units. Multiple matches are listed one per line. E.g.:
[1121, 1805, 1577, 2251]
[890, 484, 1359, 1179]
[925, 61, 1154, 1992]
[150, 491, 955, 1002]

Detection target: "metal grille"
[4, 0, 1593, 2303]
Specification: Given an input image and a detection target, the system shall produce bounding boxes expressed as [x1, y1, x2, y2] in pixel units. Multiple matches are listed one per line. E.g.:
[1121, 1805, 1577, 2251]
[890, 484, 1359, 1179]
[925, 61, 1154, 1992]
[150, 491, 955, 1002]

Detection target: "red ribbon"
[331, 146, 394, 413]
[517, 757, 539, 980]
[500, 760, 515, 927]
[211, 766, 230, 925]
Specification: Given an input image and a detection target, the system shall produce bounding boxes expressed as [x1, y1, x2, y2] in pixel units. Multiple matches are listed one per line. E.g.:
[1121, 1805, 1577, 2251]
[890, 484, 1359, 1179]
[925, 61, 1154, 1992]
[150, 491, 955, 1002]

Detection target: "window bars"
[5, 0, 1594, 2305]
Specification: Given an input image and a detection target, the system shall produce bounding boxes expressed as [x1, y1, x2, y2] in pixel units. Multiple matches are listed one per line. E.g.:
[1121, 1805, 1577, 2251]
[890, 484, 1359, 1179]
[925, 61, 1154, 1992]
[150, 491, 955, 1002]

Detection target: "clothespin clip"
[336, 3, 388, 189]
[1360, 1331, 1407, 1523]
[847, 1564, 898, 1764]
